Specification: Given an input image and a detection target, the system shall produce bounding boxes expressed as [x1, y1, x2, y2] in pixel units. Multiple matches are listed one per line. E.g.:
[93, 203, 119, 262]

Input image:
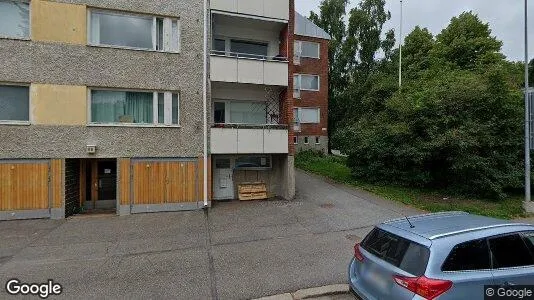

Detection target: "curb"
[254, 284, 350, 300]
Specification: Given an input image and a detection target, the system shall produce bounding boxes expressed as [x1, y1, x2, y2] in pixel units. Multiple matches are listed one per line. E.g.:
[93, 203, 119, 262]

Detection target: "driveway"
[0, 170, 421, 300]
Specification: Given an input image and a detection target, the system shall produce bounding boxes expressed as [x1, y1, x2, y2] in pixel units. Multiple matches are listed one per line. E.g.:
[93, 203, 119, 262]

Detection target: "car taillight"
[354, 243, 364, 262]
[393, 275, 452, 300]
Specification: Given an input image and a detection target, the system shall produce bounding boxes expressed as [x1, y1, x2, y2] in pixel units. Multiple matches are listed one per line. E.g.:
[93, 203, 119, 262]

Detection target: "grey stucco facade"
[0, 0, 207, 159]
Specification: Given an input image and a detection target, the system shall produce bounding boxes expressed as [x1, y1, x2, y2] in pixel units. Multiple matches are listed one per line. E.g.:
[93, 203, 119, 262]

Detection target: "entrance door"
[84, 160, 117, 210]
[213, 158, 234, 200]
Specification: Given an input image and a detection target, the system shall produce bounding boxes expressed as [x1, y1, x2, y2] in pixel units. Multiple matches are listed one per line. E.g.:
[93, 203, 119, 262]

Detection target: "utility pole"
[525, 0, 532, 209]
[398, 0, 403, 88]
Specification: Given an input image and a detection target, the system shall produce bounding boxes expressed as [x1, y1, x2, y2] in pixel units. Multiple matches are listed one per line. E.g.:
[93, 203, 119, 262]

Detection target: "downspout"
[203, 0, 209, 207]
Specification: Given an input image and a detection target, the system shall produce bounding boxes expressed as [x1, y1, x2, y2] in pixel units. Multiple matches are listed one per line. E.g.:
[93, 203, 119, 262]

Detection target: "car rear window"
[361, 227, 430, 276]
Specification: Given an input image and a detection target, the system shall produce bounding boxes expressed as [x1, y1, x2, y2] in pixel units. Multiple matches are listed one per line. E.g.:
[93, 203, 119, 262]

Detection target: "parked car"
[348, 211, 534, 300]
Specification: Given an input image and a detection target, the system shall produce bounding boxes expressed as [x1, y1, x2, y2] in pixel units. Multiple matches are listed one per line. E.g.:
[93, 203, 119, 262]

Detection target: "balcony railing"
[210, 50, 288, 62]
[210, 51, 289, 86]
[211, 125, 289, 154]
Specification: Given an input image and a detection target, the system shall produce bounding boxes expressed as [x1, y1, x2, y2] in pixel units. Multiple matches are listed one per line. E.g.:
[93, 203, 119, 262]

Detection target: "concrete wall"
[210, 55, 288, 86]
[31, 84, 87, 125]
[0, 0, 206, 159]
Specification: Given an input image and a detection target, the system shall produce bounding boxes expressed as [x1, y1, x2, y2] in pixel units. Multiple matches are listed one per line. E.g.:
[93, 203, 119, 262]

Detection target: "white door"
[213, 158, 234, 200]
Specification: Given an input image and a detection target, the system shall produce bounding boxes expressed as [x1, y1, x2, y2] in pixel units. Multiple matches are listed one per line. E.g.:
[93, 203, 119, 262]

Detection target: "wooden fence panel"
[0, 162, 49, 211]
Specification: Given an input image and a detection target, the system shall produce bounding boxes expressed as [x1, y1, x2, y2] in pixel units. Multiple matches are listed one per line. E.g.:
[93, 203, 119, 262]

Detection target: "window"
[90, 90, 180, 125]
[235, 156, 271, 170]
[442, 239, 491, 271]
[304, 137, 309, 144]
[294, 74, 320, 91]
[214, 101, 267, 125]
[489, 234, 534, 268]
[293, 136, 298, 144]
[230, 40, 268, 59]
[0, 85, 29, 122]
[315, 137, 320, 144]
[0, 0, 29, 39]
[294, 108, 320, 124]
[294, 41, 320, 59]
[89, 10, 180, 52]
[361, 228, 430, 276]
[214, 38, 226, 52]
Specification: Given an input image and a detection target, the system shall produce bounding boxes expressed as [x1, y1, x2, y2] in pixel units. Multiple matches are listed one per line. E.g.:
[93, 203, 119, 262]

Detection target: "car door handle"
[503, 281, 515, 287]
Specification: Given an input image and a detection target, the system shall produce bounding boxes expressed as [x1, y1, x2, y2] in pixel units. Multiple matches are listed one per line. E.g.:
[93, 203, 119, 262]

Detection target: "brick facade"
[291, 34, 329, 153]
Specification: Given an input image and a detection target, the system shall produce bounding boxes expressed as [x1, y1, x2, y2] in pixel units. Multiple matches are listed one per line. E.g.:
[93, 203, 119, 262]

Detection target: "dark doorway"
[83, 159, 117, 212]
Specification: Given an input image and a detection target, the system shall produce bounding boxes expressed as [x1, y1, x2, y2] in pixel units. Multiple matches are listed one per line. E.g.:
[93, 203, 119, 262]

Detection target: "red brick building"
[292, 12, 331, 154]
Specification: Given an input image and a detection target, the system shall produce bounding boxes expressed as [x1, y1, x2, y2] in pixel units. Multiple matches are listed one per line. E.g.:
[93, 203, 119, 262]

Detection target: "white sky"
[295, 0, 534, 62]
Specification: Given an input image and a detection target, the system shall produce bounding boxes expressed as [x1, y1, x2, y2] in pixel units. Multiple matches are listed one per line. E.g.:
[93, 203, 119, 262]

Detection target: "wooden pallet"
[238, 182, 268, 201]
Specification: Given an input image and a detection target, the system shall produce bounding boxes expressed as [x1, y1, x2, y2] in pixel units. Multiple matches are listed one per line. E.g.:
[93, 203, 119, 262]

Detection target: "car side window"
[489, 233, 534, 269]
[442, 238, 491, 271]
[522, 232, 534, 254]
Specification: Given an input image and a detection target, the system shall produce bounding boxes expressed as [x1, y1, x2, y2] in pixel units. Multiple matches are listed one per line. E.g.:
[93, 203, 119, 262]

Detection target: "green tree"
[402, 26, 434, 78]
[433, 12, 503, 70]
[529, 59, 534, 87]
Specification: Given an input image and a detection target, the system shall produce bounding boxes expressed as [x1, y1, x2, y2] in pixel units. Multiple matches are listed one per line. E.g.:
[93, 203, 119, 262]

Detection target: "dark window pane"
[91, 90, 153, 124]
[92, 12, 153, 49]
[0, 1, 29, 38]
[214, 39, 226, 52]
[158, 93, 164, 124]
[214, 102, 225, 123]
[489, 234, 534, 268]
[442, 239, 490, 271]
[361, 228, 430, 276]
[235, 156, 271, 169]
[230, 40, 268, 58]
[172, 94, 179, 124]
[156, 18, 164, 51]
[0, 85, 29, 121]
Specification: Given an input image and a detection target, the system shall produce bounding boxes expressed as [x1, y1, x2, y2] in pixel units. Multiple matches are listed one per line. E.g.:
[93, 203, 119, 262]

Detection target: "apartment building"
[0, 0, 207, 220]
[292, 13, 330, 154]
[0, 0, 329, 220]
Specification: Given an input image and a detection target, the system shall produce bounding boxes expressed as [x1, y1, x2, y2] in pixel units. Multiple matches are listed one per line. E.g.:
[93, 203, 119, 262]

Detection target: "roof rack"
[383, 211, 469, 224]
[428, 223, 534, 240]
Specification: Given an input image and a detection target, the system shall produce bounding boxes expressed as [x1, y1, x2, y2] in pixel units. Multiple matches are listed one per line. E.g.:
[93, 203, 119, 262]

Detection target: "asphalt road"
[0, 170, 422, 300]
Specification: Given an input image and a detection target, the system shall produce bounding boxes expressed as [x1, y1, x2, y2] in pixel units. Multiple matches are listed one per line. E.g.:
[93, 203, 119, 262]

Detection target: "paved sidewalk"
[0, 170, 421, 299]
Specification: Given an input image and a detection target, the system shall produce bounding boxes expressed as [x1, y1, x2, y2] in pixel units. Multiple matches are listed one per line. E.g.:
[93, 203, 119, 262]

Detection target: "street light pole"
[399, 0, 403, 88]
[525, 0, 531, 208]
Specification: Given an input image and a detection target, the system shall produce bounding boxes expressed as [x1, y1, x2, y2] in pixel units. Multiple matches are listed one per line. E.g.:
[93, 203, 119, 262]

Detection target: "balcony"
[211, 125, 289, 154]
[210, 0, 289, 21]
[210, 52, 288, 86]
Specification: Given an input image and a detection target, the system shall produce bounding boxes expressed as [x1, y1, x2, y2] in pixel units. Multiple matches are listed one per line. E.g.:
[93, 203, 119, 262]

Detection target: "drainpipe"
[203, 0, 209, 208]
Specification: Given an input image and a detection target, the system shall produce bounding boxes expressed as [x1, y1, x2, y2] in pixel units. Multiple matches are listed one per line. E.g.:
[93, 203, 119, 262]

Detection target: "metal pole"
[399, 0, 403, 88]
[525, 0, 531, 204]
[203, 0, 209, 207]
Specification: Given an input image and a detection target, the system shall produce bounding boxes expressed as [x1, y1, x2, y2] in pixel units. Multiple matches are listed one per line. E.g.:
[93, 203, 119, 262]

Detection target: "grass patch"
[295, 152, 526, 220]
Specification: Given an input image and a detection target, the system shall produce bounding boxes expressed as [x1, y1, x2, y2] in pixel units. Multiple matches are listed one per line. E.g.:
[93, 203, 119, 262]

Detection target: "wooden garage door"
[0, 161, 49, 211]
[131, 160, 199, 205]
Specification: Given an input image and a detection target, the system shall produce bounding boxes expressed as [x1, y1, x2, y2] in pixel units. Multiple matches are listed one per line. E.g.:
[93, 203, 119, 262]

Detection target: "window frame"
[87, 88, 180, 127]
[0, 83, 31, 125]
[294, 40, 320, 59]
[315, 137, 320, 144]
[293, 136, 298, 145]
[88, 8, 180, 53]
[0, 0, 31, 40]
[294, 74, 320, 92]
[294, 107, 321, 124]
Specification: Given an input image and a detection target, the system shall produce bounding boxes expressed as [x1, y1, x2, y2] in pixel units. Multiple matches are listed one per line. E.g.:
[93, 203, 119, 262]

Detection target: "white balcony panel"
[211, 128, 238, 154]
[237, 59, 264, 84]
[211, 56, 238, 82]
[211, 0, 238, 13]
[264, 129, 289, 153]
[264, 61, 288, 86]
[211, 0, 288, 21]
[211, 56, 288, 86]
[264, 0, 289, 20]
[211, 128, 289, 154]
[237, 128, 264, 153]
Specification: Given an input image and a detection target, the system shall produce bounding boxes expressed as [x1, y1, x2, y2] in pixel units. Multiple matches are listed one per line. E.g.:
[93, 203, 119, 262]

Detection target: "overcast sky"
[295, 0, 534, 62]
